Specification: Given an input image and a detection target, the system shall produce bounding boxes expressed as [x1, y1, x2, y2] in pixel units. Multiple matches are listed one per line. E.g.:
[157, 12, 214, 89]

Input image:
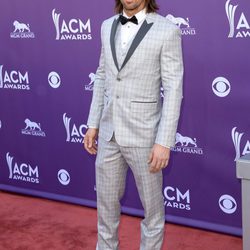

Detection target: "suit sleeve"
[87, 23, 106, 128]
[155, 25, 184, 147]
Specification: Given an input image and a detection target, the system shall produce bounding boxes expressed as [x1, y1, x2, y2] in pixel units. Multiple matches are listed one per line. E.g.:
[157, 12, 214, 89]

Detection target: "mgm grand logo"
[171, 132, 204, 155]
[21, 119, 46, 137]
[10, 20, 35, 39]
[166, 14, 196, 36]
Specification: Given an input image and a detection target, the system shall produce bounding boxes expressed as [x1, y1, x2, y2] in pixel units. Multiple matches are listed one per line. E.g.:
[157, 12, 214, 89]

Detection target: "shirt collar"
[123, 8, 147, 24]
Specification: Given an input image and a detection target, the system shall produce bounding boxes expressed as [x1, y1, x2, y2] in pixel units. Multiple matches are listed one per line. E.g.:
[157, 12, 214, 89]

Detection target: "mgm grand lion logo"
[171, 132, 203, 155]
[175, 133, 197, 147]
[13, 21, 31, 33]
[84, 72, 96, 91]
[21, 118, 46, 137]
[24, 119, 41, 131]
[166, 14, 190, 28]
[10, 20, 35, 39]
[166, 14, 196, 36]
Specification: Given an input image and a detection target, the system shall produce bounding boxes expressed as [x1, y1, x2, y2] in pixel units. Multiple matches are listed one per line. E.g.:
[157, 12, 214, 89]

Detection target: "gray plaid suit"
[87, 12, 183, 250]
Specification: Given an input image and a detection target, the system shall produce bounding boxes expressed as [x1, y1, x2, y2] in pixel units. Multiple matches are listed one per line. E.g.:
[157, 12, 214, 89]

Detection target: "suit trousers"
[95, 135, 165, 250]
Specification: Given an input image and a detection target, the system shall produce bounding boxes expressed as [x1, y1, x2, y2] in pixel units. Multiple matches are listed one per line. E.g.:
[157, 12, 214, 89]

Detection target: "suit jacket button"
[117, 77, 121, 81]
[116, 95, 120, 99]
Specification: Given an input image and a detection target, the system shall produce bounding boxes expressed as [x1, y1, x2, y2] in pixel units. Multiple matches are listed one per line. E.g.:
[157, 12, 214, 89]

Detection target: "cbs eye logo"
[48, 71, 61, 88]
[57, 169, 70, 185]
[219, 194, 237, 214]
[212, 77, 231, 97]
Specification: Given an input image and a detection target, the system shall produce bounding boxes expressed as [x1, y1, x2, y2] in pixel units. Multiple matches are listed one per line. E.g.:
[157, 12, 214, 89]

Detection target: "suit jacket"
[87, 13, 183, 148]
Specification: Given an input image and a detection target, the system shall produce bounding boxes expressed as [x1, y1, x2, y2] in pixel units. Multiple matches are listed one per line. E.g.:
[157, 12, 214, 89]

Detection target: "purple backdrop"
[0, 0, 249, 236]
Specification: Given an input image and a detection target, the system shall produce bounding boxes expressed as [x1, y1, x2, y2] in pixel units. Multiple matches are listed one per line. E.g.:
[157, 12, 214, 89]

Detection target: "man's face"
[120, 0, 146, 14]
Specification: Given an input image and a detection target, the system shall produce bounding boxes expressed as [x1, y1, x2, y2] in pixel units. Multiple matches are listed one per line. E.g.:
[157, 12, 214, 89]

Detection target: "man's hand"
[83, 128, 98, 155]
[148, 144, 170, 173]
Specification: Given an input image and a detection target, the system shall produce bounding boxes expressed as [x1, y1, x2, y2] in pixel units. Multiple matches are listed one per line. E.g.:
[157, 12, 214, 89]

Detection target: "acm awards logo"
[10, 20, 35, 39]
[0, 65, 30, 90]
[164, 186, 191, 211]
[171, 132, 204, 155]
[226, 0, 250, 38]
[6, 153, 39, 184]
[166, 14, 196, 36]
[232, 127, 250, 161]
[52, 9, 92, 40]
[21, 119, 46, 137]
[63, 113, 88, 143]
[84, 72, 95, 91]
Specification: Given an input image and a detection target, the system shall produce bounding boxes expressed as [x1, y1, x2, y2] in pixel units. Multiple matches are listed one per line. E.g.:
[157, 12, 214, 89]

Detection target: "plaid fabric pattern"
[88, 12, 183, 250]
[87, 13, 183, 148]
[96, 137, 165, 250]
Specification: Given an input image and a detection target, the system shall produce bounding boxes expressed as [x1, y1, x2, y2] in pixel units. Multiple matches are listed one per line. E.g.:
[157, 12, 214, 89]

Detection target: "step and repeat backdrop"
[0, 0, 249, 236]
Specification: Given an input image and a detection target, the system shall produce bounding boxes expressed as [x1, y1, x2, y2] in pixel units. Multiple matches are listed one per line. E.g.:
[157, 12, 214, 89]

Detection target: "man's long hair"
[115, 0, 159, 14]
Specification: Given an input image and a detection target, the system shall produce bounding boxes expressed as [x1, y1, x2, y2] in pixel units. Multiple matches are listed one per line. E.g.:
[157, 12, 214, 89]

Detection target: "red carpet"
[0, 191, 242, 250]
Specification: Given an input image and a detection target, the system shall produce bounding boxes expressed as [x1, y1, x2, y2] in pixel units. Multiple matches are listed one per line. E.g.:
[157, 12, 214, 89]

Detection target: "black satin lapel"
[110, 18, 120, 72]
[120, 20, 153, 71]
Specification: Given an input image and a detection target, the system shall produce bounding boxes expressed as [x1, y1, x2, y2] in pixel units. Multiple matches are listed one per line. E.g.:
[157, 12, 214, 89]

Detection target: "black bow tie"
[119, 15, 138, 25]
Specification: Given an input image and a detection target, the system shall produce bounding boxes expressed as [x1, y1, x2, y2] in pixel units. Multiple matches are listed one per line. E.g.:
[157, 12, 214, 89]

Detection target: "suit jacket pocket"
[131, 101, 157, 113]
[130, 101, 159, 130]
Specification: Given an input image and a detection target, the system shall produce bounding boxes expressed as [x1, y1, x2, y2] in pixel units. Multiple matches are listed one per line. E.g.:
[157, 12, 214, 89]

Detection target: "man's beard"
[122, 1, 145, 12]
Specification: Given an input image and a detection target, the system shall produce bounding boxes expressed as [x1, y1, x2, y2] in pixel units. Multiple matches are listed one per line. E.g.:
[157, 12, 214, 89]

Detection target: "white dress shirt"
[121, 8, 147, 49]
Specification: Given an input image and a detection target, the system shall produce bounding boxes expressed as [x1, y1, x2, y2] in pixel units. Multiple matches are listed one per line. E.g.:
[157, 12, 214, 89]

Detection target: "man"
[84, 0, 183, 249]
